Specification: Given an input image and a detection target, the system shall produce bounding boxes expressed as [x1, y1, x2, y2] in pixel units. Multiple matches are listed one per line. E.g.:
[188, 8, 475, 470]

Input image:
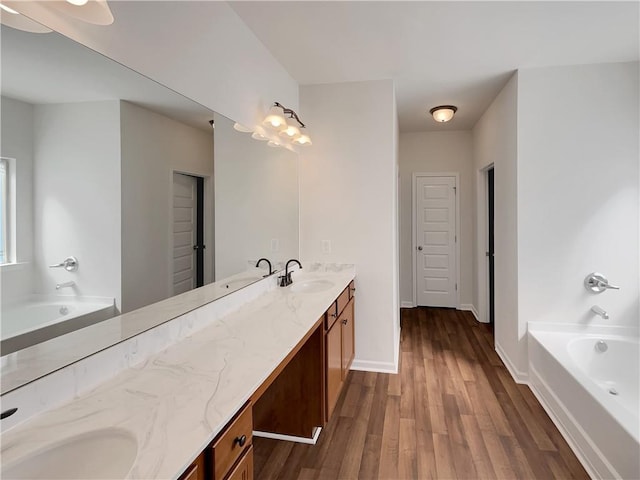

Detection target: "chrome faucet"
[279, 259, 302, 287]
[255, 258, 273, 277]
[56, 281, 75, 290]
[591, 305, 609, 320]
[49, 256, 79, 272]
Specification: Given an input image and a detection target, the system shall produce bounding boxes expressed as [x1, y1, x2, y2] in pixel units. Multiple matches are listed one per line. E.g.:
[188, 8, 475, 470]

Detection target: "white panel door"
[172, 173, 197, 295]
[415, 176, 457, 307]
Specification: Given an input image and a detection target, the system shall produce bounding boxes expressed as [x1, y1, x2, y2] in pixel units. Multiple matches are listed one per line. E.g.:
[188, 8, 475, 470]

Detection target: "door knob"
[417, 246, 423, 251]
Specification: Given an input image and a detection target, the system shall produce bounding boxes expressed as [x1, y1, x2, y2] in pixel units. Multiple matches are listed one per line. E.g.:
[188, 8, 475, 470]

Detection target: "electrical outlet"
[321, 240, 331, 254]
[271, 238, 279, 252]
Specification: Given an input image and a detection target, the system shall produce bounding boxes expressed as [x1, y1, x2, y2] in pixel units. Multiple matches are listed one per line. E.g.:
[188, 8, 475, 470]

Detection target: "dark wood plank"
[253, 307, 590, 480]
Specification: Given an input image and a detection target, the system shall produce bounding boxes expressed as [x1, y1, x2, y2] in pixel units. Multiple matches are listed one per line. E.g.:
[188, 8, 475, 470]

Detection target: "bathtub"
[528, 326, 639, 480]
[1, 296, 115, 355]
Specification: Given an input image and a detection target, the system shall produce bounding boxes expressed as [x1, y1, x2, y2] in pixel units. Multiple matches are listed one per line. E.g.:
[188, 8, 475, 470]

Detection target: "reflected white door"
[415, 175, 457, 307]
[172, 173, 197, 295]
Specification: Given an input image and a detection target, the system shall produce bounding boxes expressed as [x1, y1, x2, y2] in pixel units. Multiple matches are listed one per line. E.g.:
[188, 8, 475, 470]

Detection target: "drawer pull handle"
[330, 313, 337, 318]
[234, 435, 247, 447]
[350, 287, 356, 292]
[342, 319, 348, 325]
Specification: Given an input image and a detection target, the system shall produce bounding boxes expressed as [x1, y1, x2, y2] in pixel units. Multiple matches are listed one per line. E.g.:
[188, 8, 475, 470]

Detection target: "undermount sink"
[2, 428, 137, 479]
[290, 279, 335, 293]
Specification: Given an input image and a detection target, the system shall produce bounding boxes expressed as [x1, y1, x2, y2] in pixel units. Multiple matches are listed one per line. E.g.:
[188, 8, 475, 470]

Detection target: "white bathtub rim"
[528, 329, 639, 444]
[2, 293, 115, 309]
[1, 297, 115, 341]
[529, 321, 639, 338]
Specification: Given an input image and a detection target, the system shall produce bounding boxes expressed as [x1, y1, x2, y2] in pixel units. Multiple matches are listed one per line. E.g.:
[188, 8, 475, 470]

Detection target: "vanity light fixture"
[0, 3, 19, 14]
[262, 102, 312, 147]
[429, 105, 458, 123]
[0, 0, 113, 31]
[263, 105, 287, 129]
[233, 122, 253, 133]
[251, 126, 269, 141]
[0, 6, 53, 32]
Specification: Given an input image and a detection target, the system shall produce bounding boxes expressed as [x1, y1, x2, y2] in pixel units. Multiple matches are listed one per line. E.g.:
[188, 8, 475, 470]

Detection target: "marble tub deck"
[0, 266, 355, 480]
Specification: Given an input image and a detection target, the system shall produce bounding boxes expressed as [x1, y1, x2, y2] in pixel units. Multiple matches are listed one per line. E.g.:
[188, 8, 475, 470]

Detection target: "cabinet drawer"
[325, 301, 338, 330]
[336, 286, 350, 317]
[211, 403, 252, 480]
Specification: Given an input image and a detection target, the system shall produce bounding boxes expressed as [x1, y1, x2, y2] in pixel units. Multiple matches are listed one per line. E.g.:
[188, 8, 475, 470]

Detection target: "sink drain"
[608, 388, 619, 396]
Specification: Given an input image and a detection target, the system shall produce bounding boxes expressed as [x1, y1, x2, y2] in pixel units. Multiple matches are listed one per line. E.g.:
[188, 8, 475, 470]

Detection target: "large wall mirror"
[0, 25, 299, 394]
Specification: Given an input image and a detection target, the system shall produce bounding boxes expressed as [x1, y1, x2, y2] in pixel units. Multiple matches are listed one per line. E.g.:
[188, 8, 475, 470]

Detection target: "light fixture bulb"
[267, 140, 281, 148]
[279, 118, 301, 138]
[251, 126, 269, 141]
[293, 130, 312, 146]
[429, 105, 458, 123]
[0, 3, 19, 14]
[263, 105, 286, 129]
[66, 0, 89, 5]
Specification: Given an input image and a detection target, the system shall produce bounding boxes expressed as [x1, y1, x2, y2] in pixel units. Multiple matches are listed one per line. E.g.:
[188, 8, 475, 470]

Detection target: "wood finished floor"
[253, 307, 589, 479]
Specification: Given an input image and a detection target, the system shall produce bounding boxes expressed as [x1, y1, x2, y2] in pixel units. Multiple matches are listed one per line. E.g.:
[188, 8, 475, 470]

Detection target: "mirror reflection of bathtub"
[0, 21, 298, 393]
[1, 296, 115, 355]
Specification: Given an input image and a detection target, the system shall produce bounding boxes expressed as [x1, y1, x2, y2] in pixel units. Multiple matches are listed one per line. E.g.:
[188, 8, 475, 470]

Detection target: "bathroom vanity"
[178, 277, 356, 480]
[0, 266, 356, 480]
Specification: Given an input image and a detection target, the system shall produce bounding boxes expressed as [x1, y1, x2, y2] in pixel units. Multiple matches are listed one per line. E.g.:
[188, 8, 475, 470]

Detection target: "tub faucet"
[279, 259, 302, 287]
[56, 281, 75, 290]
[255, 258, 273, 276]
[591, 305, 609, 320]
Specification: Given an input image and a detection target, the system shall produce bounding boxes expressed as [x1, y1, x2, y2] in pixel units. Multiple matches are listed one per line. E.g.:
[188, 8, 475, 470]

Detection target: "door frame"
[168, 169, 213, 295]
[475, 164, 494, 324]
[412, 172, 460, 309]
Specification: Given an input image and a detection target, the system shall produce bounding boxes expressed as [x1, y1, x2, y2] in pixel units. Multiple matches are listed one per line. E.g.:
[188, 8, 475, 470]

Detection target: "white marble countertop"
[0, 265, 355, 480]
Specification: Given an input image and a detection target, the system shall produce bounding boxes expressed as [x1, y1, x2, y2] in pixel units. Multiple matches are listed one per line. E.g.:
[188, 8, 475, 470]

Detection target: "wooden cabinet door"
[178, 453, 205, 480]
[325, 320, 342, 419]
[341, 299, 355, 379]
[226, 446, 253, 480]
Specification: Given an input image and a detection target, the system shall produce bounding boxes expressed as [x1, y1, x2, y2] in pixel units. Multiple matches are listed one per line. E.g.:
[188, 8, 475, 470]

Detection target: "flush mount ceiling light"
[429, 105, 458, 123]
[262, 102, 312, 148]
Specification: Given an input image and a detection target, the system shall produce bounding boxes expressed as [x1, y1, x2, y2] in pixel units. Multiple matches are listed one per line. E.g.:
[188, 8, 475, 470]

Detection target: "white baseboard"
[459, 304, 479, 321]
[351, 358, 398, 374]
[253, 426, 322, 445]
[495, 341, 528, 384]
[400, 301, 415, 309]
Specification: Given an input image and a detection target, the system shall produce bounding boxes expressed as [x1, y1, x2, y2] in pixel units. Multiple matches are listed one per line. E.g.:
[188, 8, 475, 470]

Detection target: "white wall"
[472, 73, 522, 376]
[33, 101, 121, 306]
[0, 96, 35, 304]
[299, 80, 400, 373]
[399, 131, 475, 311]
[518, 62, 639, 330]
[12, 1, 298, 129]
[120, 101, 214, 313]
[214, 113, 298, 280]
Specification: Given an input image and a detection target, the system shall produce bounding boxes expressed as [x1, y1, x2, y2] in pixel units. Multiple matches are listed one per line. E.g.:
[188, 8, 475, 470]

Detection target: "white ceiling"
[230, 1, 640, 132]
